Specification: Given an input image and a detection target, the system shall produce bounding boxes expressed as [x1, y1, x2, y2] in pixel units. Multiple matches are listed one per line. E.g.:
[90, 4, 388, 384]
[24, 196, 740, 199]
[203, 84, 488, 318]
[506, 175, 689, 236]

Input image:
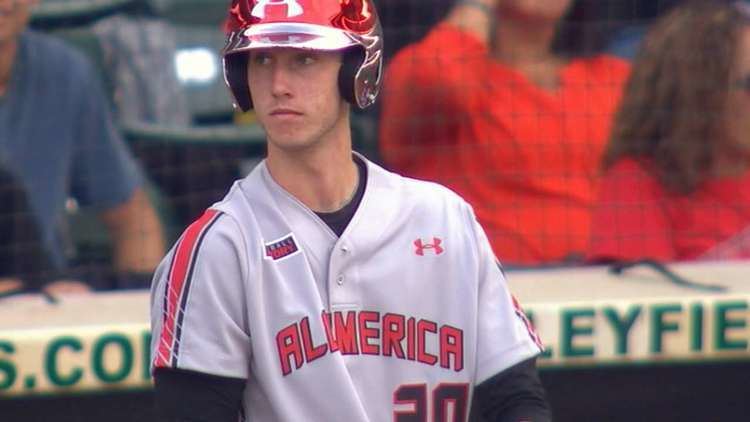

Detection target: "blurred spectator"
[92, 0, 191, 126]
[380, 0, 630, 266]
[589, 0, 750, 262]
[0, 0, 166, 292]
[0, 166, 53, 294]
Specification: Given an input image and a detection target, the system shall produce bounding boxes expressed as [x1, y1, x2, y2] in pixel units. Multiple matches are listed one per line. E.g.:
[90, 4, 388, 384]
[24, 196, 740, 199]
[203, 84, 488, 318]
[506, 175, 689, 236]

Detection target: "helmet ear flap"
[225, 53, 253, 112]
[338, 47, 366, 108]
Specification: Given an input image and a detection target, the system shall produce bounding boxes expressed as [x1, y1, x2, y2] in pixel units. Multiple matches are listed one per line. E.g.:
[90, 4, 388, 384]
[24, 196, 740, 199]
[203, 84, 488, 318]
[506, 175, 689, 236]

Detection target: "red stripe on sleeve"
[512, 295, 544, 352]
[154, 209, 220, 368]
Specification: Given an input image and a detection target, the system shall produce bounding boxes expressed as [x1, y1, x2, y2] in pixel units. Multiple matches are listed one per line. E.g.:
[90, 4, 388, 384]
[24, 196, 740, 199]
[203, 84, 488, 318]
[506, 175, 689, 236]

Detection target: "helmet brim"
[224, 22, 358, 56]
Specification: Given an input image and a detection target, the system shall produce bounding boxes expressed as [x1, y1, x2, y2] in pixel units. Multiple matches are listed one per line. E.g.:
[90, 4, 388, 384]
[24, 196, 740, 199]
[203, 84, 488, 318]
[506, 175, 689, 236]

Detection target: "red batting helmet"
[222, 0, 383, 111]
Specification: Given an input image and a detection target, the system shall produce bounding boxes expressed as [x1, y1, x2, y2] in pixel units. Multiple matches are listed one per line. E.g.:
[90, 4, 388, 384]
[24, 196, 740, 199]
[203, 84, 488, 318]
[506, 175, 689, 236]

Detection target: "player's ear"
[338, 47, 366, 106]
[225, 52, 252, 111]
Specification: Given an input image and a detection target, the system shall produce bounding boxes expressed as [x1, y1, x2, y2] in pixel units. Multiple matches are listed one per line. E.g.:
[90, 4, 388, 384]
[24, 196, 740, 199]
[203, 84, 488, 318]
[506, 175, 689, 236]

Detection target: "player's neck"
[266, 117, 359, 213]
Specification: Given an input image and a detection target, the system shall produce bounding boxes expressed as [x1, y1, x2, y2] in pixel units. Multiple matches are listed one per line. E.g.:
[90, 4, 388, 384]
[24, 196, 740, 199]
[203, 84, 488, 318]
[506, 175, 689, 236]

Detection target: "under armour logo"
[252, 0, 303, 19]
[414, 238, 444, 256]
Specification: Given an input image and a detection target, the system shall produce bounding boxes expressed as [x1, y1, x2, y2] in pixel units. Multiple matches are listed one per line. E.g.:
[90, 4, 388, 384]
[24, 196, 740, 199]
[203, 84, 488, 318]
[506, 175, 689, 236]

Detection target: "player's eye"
[295, 53, 316, 66]
[251, 52, 272, 66]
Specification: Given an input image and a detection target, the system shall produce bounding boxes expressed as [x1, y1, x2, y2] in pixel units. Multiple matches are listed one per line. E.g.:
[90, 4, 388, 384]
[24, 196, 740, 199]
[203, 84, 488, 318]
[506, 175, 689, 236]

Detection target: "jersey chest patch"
[264, 233, 301, 261]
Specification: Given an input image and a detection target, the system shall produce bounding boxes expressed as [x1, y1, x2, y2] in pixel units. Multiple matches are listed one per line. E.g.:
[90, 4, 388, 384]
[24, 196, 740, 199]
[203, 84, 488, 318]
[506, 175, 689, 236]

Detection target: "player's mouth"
[270, 108, 303, 117]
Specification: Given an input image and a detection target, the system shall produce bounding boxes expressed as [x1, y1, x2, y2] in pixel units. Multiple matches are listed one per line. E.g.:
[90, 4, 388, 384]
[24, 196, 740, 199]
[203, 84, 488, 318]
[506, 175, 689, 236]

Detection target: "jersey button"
[336, 275, 344, 286]
[340, 246, 349, 254]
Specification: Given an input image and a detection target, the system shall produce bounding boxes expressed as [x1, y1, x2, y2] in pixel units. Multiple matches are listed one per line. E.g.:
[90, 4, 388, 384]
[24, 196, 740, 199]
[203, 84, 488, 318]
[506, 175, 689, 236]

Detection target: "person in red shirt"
[589, 1, 750, 263]
[380, 0, 630, 266]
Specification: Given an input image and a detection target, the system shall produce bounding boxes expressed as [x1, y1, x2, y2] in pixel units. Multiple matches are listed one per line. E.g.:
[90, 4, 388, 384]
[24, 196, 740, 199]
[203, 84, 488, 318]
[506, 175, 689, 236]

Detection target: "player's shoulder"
[211, 167, 272, 223]
[368, 159, 472, 213]
[172, 208, 243, 256]
[192, 169, 272, 245]
[192, 179, 262, 243]
[401, 176, 468, 208]
[161, 206, 249, 277]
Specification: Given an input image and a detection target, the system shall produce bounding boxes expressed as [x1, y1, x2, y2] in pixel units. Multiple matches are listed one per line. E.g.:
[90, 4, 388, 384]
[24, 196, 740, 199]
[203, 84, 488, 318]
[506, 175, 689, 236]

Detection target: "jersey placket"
[327, 237, 361, 313]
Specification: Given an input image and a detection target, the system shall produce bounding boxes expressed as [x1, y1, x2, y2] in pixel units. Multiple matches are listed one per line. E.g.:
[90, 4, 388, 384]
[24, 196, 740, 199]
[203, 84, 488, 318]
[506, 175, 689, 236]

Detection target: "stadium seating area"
[15, 0, 749, 273]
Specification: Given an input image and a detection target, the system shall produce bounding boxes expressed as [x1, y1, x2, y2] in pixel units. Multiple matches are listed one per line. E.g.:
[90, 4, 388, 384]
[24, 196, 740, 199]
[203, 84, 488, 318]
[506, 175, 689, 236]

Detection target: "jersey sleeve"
[587, 159, 675, 262]
[379, 24, 487, 177]
[467, 204, 543, 384]
[150, 209, 251, 379]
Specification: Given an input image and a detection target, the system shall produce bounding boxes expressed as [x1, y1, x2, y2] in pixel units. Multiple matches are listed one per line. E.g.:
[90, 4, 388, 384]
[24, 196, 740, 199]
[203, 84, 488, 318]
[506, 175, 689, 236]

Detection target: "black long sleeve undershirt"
[153, 368, 245, 422]
[470, 357, 552, 422]
[153, 357, 551, 422]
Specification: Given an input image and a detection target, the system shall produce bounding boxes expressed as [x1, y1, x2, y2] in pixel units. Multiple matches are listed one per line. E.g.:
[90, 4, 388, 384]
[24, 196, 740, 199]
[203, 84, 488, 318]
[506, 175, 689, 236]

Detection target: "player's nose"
[270, 64, 294, 99]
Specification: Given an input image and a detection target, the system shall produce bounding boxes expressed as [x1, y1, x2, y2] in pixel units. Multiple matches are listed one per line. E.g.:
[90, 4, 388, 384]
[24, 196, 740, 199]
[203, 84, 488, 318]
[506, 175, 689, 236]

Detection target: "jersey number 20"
[393, 383, 469, 422]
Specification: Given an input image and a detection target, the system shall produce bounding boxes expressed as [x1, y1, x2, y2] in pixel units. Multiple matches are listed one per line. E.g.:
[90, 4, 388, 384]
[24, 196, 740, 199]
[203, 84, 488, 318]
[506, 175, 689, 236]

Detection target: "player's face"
[0, 0, 36, 45]
[247, 48, 347, 152]
[497, 0, 572, 23]
[726, 25, 750, 155]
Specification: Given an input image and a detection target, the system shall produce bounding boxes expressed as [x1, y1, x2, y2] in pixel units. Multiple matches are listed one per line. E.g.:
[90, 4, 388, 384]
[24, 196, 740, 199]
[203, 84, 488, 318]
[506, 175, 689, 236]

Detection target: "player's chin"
[266, 133, 317, 152]
[262, 118, 304, 135]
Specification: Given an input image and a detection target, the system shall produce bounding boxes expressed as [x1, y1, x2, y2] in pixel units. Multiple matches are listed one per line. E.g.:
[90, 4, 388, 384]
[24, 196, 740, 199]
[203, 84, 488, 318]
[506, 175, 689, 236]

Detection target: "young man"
[0, 0, 165, 294]
[150, 1, 551, 421]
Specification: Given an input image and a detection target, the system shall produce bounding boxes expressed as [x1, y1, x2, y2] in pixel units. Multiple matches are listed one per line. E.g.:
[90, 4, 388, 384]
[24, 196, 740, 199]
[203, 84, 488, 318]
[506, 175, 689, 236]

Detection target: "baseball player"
[150, 1, 551, 421]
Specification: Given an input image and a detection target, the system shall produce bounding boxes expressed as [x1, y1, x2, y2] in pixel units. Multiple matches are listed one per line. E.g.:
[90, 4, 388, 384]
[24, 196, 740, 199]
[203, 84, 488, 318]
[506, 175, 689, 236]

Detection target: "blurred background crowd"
[0, 0, 748, 296]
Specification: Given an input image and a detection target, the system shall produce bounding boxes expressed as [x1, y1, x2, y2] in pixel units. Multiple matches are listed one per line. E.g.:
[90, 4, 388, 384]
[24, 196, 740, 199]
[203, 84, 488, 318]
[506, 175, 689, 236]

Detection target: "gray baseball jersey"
[150, 155, 542, 421]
